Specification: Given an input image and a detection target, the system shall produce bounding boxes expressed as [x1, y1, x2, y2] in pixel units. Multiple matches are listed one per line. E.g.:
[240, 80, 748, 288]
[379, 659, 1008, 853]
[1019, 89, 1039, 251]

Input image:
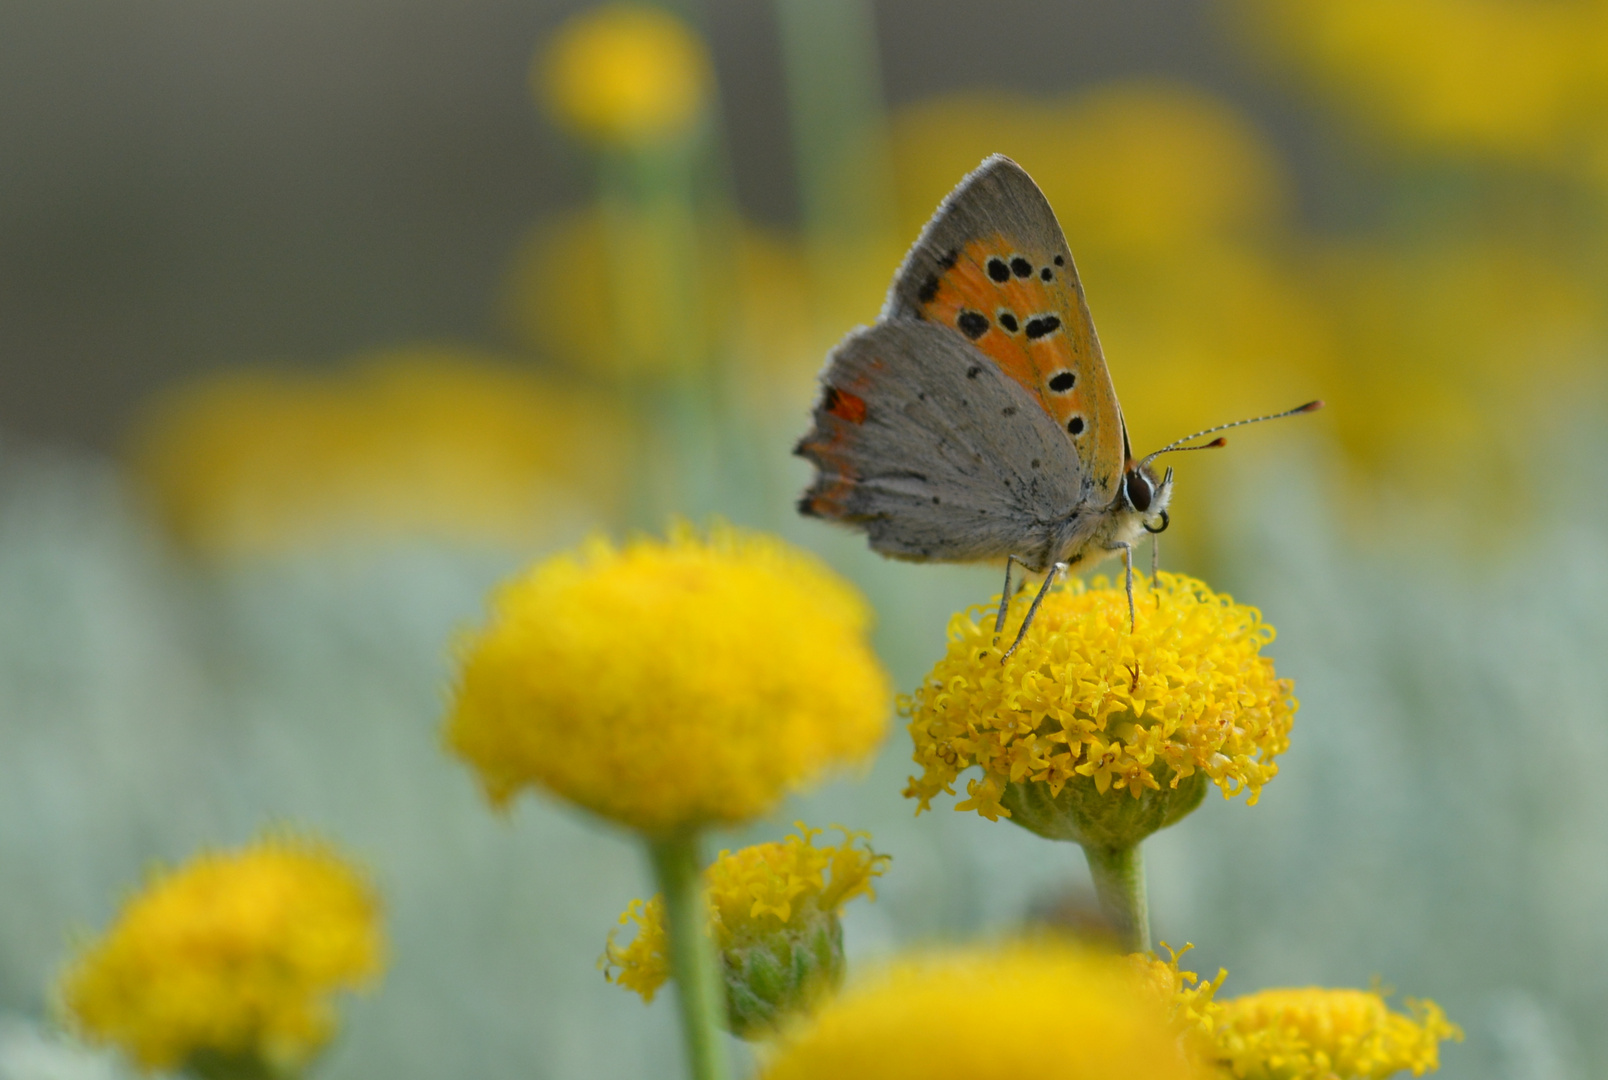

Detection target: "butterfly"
[795, 154, 1320, 658]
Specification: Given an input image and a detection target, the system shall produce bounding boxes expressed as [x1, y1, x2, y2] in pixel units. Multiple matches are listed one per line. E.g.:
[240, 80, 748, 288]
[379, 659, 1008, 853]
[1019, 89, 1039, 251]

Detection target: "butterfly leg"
[1001, 561, 1068, 662]
[1150, 532, 1160, 587]
[1108, 541, 1136, 631]
[993, 555, 1021, 641]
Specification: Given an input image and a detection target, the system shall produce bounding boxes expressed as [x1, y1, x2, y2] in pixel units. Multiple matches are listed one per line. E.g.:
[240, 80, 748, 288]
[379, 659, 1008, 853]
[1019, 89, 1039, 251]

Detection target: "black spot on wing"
[1066, 416, 1085, 435]
[1040, 267, 1053, 281]
[987, 257, 1010, 283]
[997, 311, 1018, 333]
[1048, 370, 1076, 392]
[1053, 254, 1065, 266]
[1010, 257, 1033, 278]
[937, 248, 959, 270]
[918, 274, 940, 303]
[966, 365, 982, 379]
[1025, 316, 1062, 340]
[957, 311, 990, 340]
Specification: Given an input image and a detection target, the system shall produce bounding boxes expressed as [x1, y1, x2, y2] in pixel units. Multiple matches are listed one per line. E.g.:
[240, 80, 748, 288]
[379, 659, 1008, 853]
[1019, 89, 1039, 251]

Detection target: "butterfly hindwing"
[886, 155, 1126, 502]
[796, 320, 1095, 570]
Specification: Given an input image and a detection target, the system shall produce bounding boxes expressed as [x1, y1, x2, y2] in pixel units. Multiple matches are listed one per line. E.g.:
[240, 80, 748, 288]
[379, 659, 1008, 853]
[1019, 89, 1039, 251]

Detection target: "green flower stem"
[649, 831, 732, 1080]
[1082, 842, 1151, 954]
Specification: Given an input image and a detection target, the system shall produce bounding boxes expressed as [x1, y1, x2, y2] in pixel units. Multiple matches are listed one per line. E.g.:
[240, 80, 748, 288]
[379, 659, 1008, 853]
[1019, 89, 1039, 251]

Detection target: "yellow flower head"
[1216, 987, 1463, 1080]
[539, 4, 712, 145]
[758, 941, 1205, 1080]
[603, 824, 888, 1034]
[60, 835, 383, 1073]
[903, 573, 1295, 844]
[446, 525, 890, 834]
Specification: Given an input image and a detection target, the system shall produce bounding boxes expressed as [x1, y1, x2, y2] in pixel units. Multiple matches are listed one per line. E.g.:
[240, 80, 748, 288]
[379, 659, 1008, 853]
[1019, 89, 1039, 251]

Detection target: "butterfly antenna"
[1137, 400, 1323, 470]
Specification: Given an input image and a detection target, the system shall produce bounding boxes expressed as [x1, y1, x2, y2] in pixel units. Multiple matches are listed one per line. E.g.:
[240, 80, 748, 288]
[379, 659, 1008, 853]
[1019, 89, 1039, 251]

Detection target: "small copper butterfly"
[795, 155, 1321, 656]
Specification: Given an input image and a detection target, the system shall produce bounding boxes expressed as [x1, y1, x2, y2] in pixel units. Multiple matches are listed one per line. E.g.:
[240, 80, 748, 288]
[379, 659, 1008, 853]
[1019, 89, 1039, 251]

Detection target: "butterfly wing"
[885, 154, 1127, 503]
[796, 320, 1096, 571]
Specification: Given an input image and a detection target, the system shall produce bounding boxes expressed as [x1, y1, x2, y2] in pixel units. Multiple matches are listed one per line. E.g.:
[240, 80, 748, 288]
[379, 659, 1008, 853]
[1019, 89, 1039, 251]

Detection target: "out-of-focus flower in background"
[127, 347, 628, 558]
[1215, 986, 1462, 1080]
[59, 835, 382, 1078]
[1232, 0, 1608, 168]
[539, 4, 712, 147]
[445, 524, 890, 835]
[603, 823, 888, 1038]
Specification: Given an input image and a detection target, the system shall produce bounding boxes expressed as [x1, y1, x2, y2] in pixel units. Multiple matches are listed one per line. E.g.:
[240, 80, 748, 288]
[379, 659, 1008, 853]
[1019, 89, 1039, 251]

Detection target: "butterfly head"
[1121, 463, 1173, 534]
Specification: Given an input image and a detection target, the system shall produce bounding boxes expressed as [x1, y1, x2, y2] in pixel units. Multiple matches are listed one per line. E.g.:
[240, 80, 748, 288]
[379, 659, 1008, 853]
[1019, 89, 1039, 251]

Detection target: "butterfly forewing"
[796, 320, 1089, 570]
[885, 155, 1126, 503]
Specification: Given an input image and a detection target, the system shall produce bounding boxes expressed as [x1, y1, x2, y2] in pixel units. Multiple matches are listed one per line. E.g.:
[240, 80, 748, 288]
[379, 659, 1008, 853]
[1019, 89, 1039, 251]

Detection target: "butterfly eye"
[1124, 471, 1153, 512]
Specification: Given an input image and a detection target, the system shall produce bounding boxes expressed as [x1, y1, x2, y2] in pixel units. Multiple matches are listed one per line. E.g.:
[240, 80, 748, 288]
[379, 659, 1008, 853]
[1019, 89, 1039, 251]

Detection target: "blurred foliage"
[128, 348, 627, 557]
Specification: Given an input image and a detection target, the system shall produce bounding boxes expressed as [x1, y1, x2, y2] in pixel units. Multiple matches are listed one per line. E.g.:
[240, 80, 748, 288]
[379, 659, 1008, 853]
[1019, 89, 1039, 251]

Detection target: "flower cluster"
[604, 825, 888, 1036]
[1137, 946, 1462, 1080]
[447, 525, 890, 834]
[904, 572, 1296, 825]
[60, 836, 383, 1073]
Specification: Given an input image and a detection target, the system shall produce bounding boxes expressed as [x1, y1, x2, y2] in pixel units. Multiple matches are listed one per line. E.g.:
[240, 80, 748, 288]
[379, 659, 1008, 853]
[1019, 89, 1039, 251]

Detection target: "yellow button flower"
[757, 941, 1206, 1080]
[60, 836, 383, 1075]
[1136, 947, 1461, 1080]
[903, 572, 1295, 847]
[604, 824, 888, 1036]
[1216, 988, 1462, 1080]
[446, 525, 890, 835]
[539, 4, 712, 145]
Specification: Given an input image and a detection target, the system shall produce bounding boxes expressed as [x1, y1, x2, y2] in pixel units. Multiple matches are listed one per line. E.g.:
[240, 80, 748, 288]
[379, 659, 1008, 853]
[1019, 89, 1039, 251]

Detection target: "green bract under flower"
[903, 573, 1296, 828]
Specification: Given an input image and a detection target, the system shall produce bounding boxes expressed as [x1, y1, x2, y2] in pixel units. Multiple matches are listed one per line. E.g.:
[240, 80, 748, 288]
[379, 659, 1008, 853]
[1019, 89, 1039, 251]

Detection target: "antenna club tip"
[1298, 399, 1325, 413]
[1208, 437, 1228, 448]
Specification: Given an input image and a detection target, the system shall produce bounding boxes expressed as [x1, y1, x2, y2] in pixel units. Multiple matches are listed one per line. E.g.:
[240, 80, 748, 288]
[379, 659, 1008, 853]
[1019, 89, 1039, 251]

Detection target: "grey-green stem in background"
[650, 831, 732, 1080]
[1083, 843, 1150, 954]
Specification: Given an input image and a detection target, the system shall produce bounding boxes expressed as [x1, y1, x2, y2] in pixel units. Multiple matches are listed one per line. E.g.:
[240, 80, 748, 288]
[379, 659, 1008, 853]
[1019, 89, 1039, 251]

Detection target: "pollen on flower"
[902, 572, 1296, 823]
[757, 941, 1201, 1080]
[539, 4, 712, 145]
[1216, 986, 1463, 1080]
[446, 525, 890, 834]
[59, 835, 383, 1073]
[601, 824, 888, 1003]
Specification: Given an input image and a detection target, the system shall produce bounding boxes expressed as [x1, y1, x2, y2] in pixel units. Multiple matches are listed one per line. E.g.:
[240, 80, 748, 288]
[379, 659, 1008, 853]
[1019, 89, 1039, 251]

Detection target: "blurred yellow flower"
[539, 4, 712, 145]
[904, 572, 1295, 835]
[890, 83, 1289, 260]
[129, 347, 628, 557]
[1216, 987, 1462, 1080]
[61, 835, 382, 1074]
[603, 824, 887, 1034]
[446, 524, 890, 834]
[503, 208, 818, 385]
[757, 941, 1204, 1080]
[1234, 0, 1608, 162]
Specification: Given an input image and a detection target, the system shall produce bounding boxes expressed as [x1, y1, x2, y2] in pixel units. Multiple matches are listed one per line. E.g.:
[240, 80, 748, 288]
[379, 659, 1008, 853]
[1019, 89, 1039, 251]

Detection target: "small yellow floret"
[602, 824, 887, 1002]
[903, 572, 1296, 822]
[60, 836, 383, 1072]
[757, 941, 1204, 1080]
[540, 5, 712, 144]
[1129, 943, 1227, 1055]
[1216, 987, 1463, 1079]
[446, 525, 890, 834]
